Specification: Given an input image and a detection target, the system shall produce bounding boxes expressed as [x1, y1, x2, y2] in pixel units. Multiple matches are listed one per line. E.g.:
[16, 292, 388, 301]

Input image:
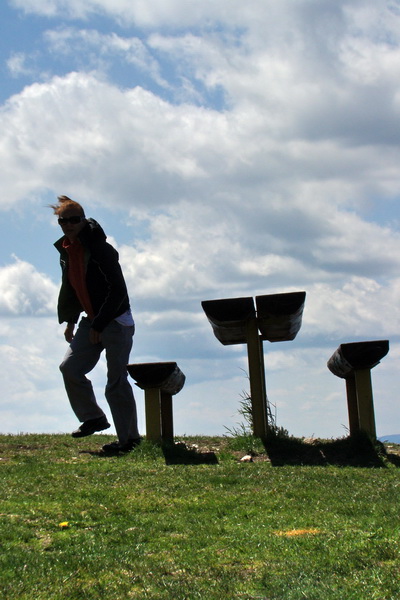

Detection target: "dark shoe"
[102, 438, 142, 454]
[71, 416, 110, 438]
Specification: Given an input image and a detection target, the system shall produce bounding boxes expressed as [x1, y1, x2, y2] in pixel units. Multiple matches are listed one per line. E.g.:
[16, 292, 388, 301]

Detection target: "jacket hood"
[79, 218, 107, 245]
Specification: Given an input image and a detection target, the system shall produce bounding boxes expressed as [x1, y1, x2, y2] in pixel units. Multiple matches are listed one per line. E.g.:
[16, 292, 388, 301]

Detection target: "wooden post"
[145, 388, 162, 443]
[127, 362, 185, 444]
[246, 318, 268, 439]
[327, 341, 388, 442]
[160, 391, 174, 442]
[345, 375, 360, 435]
[354, 368, 377, 440]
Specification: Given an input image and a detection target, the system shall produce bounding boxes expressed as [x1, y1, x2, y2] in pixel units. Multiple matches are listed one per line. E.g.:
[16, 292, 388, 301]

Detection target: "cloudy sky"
[1, 0, 400, 441]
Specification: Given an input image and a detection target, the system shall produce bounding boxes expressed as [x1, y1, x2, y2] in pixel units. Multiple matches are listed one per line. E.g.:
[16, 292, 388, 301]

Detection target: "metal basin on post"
[201, 297, 256, 345]
[327, 340, 389, 440]
[202, 291, 306, 440]
[256, 291, 306, 342]
[127, 362, 186, 443]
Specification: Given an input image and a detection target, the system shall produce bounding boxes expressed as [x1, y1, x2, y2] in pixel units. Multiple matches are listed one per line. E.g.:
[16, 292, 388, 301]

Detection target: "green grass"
[1, 433, 400, 599]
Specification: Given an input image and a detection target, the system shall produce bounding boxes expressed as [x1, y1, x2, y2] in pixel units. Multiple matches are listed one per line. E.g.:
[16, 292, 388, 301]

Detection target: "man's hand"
[89, 328, 102, 345]
[64, 323, 75, 343]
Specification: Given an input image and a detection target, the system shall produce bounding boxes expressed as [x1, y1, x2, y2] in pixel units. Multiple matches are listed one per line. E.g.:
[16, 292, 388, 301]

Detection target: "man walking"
[52, 195, 140, 454]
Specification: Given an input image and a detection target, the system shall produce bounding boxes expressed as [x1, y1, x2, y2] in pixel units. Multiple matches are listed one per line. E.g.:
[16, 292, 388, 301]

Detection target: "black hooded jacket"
[54, 219, 131, 332]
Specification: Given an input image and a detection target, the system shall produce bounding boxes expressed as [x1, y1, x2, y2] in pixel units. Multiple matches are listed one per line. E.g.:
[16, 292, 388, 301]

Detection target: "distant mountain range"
[378, 434, 400, 444]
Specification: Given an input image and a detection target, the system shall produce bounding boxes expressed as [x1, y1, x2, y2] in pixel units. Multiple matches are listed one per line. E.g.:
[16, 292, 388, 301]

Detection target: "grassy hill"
[1, 433, 400, 600]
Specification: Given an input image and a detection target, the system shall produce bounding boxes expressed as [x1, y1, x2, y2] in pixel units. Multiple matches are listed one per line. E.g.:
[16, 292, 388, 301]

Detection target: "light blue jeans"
[60, 317, 139, 444]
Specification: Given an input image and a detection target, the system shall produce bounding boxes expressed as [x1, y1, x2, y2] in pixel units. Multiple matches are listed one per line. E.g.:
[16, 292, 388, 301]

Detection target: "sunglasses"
[58, 216, 84, 225]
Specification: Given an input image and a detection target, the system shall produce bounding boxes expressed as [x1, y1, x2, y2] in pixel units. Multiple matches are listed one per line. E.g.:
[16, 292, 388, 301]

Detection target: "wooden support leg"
[345, 374, 360, 436]
[145, 388, 162, 443]
[160, 391, 174, 442]
[246, 318, 268, 439]
[354, 368, 377, 440]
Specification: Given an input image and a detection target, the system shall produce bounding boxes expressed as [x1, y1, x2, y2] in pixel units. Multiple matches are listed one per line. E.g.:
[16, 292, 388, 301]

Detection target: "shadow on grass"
[263, 432, 396, 468]
[162, 441, 219, 465]
[384, 451, 400, 467]
[77, 440, 219, 463]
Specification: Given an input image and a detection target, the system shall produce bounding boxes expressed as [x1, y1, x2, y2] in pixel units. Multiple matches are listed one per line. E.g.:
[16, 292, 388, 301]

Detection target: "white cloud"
[0, 73, 231, 208]
[304, 277, 400, 339]
[9, 0, 278, 25]
[6, 52, 34, 77]
[11, 0, 396, 35]
[44, 27, 169, 88]
[3, 1, 400, 214]
[0, 257, 57, 316]
[2, 0, 400, 438]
